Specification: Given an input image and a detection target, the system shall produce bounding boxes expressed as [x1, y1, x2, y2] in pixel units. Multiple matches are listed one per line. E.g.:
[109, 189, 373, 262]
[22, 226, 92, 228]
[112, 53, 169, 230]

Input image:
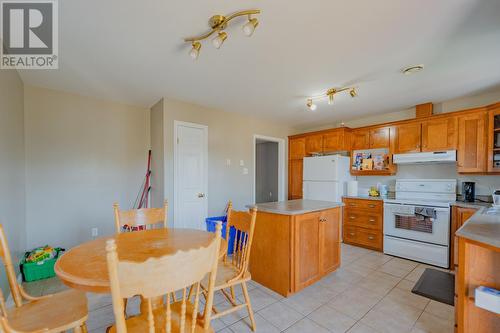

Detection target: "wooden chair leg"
[81, 323, 88, 333]
[230, 286, 236, 300]
[123, 298, 128, 317]
[241, 282, 256, 331]
[74, 325, 83, 333]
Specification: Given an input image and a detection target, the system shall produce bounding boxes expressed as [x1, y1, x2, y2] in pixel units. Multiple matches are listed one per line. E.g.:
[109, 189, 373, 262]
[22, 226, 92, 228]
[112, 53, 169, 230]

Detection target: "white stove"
[383, 179, 456, 268]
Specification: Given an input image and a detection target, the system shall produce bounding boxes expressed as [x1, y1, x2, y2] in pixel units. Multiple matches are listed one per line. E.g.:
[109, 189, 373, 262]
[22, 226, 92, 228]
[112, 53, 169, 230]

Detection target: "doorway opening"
[253, 135, 286, 204]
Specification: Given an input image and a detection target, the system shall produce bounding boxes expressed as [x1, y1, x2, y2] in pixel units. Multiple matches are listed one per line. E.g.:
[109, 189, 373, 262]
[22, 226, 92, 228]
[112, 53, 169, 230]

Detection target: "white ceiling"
[19, 0, 500, 128]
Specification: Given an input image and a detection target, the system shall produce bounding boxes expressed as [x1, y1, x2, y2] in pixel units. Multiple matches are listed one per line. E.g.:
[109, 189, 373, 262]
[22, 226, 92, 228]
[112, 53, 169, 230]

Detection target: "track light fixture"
[184, 9, 261, 59]
[306, 86, 358, 110]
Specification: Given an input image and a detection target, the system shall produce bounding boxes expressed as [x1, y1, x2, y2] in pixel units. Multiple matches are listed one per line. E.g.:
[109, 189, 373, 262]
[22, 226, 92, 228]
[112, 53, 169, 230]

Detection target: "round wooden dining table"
[55, 228, 227, 294]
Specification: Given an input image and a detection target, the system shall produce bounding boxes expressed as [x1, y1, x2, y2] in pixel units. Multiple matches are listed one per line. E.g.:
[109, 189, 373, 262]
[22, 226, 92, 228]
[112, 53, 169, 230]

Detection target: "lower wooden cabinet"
[249, 207, 341, 296]
[342, 197, 383, 251]
[450, 205, 478, 270]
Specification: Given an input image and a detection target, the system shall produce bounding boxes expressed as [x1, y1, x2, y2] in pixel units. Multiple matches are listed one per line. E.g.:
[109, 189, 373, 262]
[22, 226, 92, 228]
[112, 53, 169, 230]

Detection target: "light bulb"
[242, 18, 259, 36]
[350, 88, 357, 98]
[307, 99, 317, 111]
[212, 31, 228, 49]
[328, 94, 334, 105]
[189, 42, 201, 60]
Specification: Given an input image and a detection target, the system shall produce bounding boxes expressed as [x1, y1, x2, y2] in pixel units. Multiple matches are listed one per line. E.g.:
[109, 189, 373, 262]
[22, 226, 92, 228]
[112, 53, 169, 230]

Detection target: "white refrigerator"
[302, 155, 353, 202]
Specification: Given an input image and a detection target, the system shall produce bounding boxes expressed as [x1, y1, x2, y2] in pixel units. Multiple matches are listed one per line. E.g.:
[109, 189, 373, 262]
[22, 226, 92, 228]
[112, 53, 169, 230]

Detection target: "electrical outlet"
[243, 167, 249, 175]
[91, 228, 98, 237]
[240, 160, 245, 166]
[226, 158, 231, 166]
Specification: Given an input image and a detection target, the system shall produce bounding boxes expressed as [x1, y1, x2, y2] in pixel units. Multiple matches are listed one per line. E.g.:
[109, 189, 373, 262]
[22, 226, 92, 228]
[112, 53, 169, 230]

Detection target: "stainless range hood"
[393, 150, 457, 165]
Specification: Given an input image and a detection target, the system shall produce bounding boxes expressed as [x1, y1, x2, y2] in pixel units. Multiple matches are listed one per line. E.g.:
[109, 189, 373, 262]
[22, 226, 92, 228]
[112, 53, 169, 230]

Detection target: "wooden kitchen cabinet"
[421, 117, 458, 152]
[487, 104, 500, 173]
[288, 159, 303, 199]
[289, 137, 306, 159]
[342, 197, 383, 251]
[249, 207, 341, 296]
[323, 128, 351, 152]
[305, 134, 323, 155]
[395, 122, 422, 153]
[351, 129, 370, 150]
[451, 206, 478, 270]
[457, 111, 488, 173]
[370, 127, 391, 149]
[294, 212, 321, 290]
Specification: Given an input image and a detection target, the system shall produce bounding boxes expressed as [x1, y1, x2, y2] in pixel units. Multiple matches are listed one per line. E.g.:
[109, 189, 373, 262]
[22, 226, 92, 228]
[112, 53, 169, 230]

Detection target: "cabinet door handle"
[349, 232, 355, 236]
[349, 216, 356, 219]
[368, 204, 376, 208]
[368, 236, 375, 240]
[369, 219, 375, 223]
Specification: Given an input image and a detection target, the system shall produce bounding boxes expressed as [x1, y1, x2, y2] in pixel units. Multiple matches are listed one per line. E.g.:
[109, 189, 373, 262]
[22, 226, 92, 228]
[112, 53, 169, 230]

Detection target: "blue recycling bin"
[205, 216, 236, 255]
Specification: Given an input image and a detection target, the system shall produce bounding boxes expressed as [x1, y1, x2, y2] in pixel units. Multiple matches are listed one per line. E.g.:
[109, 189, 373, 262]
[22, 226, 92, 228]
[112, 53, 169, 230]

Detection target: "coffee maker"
[462, 182, 475, 202]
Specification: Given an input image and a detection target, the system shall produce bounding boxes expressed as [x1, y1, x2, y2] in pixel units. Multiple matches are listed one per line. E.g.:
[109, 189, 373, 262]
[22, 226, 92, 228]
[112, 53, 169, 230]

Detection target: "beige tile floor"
[22, 243, 455, 333]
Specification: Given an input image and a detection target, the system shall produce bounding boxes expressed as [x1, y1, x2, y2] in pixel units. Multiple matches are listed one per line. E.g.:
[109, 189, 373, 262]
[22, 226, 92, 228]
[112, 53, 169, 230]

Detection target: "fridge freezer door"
[303, 181, 341, 202]
[303, 156, 339, 181]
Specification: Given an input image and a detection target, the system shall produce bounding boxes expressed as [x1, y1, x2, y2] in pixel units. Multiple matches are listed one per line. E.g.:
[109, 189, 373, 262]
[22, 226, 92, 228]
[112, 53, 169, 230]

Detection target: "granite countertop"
[342, 195, 391, 201]
[248, 199, 343, 215]
[451, 201, 493, 209]
[456, 204, 500, 249]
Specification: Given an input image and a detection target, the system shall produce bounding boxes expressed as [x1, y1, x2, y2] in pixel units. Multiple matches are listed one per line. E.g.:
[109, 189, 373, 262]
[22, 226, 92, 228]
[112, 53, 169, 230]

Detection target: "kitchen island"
[248, 199, 343, 297]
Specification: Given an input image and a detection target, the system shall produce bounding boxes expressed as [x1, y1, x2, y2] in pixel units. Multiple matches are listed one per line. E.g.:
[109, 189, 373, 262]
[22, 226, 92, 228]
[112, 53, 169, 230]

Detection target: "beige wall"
[24, 86, 150, 249]
[0, 69, 26, 292]
[157, 98, 294, 223]
[150, 99, 164, 208]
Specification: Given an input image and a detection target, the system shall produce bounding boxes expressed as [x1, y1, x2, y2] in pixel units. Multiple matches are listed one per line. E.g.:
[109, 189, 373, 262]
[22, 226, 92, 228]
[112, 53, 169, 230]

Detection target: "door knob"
[197, 193, 205, 198]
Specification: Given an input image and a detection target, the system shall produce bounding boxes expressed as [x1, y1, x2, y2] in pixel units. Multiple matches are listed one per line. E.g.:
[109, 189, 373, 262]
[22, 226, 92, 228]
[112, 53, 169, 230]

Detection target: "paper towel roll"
[347, 181, 358, 197]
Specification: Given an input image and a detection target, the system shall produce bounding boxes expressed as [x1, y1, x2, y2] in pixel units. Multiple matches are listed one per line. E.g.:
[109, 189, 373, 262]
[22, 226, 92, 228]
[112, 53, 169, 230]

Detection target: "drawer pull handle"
[349, 216, 356, 219]
[368, 204, 376, 208]
[349, 203, 356, 206]
[369, 219, 375, 223]
[368, 236, 375, 240]
[349, 233, 355, 236]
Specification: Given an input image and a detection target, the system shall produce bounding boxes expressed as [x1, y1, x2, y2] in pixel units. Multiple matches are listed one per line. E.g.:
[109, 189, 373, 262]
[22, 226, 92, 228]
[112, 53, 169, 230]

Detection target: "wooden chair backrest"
[113, 201, 168, 233]
[225, 202, 257, 277]
[0, 224, 23, 307]
[106, 223, 222, 333]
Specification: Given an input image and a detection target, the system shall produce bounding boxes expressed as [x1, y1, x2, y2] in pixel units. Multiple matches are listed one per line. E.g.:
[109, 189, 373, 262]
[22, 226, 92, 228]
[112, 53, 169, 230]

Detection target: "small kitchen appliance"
[462, 182, 475, 202]
[384, 179, 457, 268]
[493, 189, 500, 207]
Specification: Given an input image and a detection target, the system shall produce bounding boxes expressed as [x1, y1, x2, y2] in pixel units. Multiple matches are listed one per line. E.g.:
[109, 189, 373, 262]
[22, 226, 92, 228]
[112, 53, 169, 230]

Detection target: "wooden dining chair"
[113, 200, 168, 233]
[0, 224, 88, 333]
[202, 202, 258, 331]
[106, 223, 223, 333]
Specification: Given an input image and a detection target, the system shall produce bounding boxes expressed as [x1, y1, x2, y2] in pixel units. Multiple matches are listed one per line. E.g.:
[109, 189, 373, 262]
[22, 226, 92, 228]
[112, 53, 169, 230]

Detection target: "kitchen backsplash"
[356, 164, 500, 197]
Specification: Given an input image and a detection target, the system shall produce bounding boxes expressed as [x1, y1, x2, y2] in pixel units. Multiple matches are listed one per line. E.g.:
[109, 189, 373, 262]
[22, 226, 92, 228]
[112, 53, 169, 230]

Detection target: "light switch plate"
[243, 168, 249, 175]
[226, 159, 231, 166]
[240, 160, 245, 166]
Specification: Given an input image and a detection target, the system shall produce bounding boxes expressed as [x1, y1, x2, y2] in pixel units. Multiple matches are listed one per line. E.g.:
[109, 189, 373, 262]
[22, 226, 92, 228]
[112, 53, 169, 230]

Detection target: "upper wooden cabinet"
[323, 129, 350, 152]
[457, 111, 487, 173]
[370, 127, 391, 149]
[488, 105, 500, 173]
[395, 122, 422, 153]
[305, 134, 323, 155]
[351, 130, 370, 150]
[289, 137, 306, 160]
[421, 117, 458, 152]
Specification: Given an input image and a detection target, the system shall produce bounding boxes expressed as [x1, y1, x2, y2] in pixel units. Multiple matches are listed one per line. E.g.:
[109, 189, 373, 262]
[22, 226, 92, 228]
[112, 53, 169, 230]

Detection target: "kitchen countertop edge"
[248, 199, 344, 216]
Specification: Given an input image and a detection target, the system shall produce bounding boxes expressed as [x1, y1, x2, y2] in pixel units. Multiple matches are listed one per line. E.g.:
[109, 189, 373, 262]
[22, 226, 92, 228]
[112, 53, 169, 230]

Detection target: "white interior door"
[174, 121, 208, 229]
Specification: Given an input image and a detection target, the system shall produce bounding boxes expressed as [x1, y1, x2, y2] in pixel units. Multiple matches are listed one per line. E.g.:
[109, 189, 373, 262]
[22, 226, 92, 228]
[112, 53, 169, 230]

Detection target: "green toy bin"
[20, 249, 63, 282]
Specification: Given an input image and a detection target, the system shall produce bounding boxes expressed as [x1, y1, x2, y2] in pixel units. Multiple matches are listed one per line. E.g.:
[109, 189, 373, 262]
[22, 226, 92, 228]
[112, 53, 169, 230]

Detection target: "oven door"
[384, 203, 450, 246]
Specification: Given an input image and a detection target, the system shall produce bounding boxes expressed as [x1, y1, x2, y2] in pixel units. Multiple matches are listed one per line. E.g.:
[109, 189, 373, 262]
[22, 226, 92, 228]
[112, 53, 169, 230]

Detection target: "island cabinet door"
[293, 212, 321, 292]
[319, 209, 341, 275]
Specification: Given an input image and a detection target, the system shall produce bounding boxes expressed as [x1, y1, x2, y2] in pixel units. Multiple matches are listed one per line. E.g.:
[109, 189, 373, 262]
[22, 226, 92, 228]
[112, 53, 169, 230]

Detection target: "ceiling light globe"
[350, 88, 357, 98]
[212, 32, 227, 49]
[309, 103, 317, 111]
[242, 18, 259, 36]
[189, 42, 201, 60]
[307, 99, 317, 111]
